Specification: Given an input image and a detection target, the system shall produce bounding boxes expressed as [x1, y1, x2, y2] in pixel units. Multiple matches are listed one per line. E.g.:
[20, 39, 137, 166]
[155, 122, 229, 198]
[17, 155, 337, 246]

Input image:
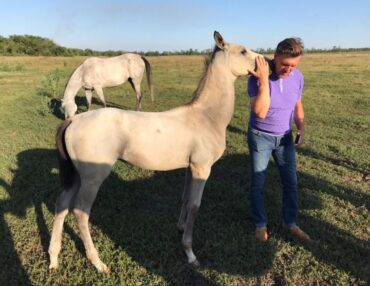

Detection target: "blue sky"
[1, 0, 369, 52]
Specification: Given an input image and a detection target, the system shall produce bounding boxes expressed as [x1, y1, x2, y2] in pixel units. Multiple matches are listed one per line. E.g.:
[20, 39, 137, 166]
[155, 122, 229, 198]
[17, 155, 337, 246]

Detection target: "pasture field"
[0, 52, 369, 286]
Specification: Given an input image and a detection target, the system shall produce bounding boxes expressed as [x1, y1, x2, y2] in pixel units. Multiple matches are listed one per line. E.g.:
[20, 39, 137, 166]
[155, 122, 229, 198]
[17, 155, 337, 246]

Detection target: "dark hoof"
[177, 224, 185, 233]
[190, 259, 200, 268]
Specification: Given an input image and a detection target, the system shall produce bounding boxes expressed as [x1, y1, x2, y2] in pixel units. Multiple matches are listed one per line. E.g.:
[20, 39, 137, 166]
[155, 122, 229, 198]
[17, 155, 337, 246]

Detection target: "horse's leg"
[128, 78, 142, 111]
[49, 181, 79, 270]
[94, 86, 107, 107]
[177, 167, 192, 232]
[182, 165, 210, 266]
[72, 165, 112, 273]
[85, 89, 93, 110]
[73, 182, 109, 273]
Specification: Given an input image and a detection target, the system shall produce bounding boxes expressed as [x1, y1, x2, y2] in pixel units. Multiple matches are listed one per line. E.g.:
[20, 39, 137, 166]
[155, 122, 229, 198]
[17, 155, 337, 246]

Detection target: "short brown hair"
[275, 37, 304, 57]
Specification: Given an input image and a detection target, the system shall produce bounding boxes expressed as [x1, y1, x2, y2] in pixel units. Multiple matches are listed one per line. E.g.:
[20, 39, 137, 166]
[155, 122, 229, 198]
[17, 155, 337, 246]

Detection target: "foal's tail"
[141, 56, 154, 102]
[56, 119, 75, 189]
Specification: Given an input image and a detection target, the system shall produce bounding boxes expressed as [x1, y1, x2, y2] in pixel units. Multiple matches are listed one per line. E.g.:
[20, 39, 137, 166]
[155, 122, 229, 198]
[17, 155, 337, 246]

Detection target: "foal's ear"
[214, 31, 228, 50]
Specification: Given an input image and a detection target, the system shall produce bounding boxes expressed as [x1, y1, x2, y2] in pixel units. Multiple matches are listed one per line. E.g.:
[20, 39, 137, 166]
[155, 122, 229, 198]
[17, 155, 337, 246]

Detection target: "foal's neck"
[192, 58, 236, 129]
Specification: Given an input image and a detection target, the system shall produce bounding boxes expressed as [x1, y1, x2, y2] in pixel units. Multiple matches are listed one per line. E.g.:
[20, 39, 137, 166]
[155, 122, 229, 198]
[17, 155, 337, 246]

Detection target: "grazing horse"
[62, 53, 153, 118]
[49, 31, 260, 272]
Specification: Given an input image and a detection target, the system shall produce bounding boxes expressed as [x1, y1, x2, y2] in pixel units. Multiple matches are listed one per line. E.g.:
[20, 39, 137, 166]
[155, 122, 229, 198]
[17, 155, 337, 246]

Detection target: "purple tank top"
[248, 70, 304, 135]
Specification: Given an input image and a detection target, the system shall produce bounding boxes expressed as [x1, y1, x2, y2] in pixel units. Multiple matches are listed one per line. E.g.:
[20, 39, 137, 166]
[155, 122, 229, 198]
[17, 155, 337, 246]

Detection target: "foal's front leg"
[177, 167, 192, 232]
[181, 165, 209, 266]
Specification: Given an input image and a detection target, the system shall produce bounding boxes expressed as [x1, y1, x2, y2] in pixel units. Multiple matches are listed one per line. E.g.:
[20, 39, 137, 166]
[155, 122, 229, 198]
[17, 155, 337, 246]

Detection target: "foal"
[49, 31, 260, 272]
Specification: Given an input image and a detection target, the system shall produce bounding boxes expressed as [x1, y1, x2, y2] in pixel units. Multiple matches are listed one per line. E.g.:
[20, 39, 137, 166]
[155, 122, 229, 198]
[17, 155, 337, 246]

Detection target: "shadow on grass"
[298, 147, 369, 209]
[49, 95, 133, 121]
[0, 178, 32, 286]
[226, 124, 246, 135]
[49, 98, 64, 120]
[299, 147, 366, 175]
[1, 148, 369, 284]
[0, 149, 86, 286]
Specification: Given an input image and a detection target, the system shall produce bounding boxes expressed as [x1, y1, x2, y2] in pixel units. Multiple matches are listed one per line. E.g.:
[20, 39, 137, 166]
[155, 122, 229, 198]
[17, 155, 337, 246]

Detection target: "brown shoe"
[255, 227, 268, 242]
[285, 226, 310, 241]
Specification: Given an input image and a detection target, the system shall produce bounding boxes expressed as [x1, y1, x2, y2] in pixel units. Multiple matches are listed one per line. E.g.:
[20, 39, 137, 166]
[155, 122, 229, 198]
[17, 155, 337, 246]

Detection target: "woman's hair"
[275, 37, 304, 57]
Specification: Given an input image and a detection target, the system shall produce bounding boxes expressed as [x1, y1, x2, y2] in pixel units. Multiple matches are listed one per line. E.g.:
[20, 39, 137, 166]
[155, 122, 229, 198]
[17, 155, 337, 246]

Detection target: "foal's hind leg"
[181, 165, 210, 266]
[49, 182, 79, 270]
[73, 182, 108, 272]
[128, 78, 142, 111]
[72, 166, 112, 273]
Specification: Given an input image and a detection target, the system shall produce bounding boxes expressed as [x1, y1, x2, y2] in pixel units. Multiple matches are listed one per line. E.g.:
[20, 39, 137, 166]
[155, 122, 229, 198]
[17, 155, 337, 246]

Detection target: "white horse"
[62, 53, 154, 118]
[49, 32, 260, 272]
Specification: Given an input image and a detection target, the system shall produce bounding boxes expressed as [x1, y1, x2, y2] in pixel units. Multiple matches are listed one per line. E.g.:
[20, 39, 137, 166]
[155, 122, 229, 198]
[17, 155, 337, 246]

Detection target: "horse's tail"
[56, 119, 76, 190]
[141, 56, 154, 102]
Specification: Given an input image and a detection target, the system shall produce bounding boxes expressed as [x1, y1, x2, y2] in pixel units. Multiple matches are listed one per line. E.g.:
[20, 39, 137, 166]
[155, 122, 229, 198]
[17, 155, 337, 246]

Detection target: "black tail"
[141, 56, 154, 102]
[56, 119, 75, 189]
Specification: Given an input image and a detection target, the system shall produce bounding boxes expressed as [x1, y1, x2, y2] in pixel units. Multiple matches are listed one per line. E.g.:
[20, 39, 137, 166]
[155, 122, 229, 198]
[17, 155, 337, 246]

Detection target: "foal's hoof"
[94, 260, 110, 274]
[101, 265, 110, 274]
[49, 265, 58, 271]
[49, 259, 58, 270]
[190, 259, 200, 268]
[177, 223, 185, 233]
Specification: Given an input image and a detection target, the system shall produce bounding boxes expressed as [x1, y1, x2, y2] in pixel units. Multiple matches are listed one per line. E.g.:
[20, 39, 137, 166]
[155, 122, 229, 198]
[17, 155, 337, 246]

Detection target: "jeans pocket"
[247, 129, 271, 152]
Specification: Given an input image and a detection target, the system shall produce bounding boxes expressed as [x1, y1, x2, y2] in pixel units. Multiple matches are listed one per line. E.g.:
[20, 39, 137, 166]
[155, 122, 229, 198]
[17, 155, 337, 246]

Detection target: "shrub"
[38, 68, 66, 115]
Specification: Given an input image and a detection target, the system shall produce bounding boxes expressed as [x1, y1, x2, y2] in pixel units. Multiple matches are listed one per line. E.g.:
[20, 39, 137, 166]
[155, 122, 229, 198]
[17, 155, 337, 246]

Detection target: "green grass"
[0, 53, 369, 285]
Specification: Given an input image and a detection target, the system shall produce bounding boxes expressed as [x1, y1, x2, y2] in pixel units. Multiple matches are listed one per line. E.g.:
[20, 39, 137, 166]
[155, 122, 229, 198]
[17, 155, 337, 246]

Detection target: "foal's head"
[213, 31, 260, 77]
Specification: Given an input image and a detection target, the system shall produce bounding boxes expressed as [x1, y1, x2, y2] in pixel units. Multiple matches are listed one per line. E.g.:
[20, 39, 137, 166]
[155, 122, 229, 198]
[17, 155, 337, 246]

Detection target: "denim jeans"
[247, 128, 298, 228]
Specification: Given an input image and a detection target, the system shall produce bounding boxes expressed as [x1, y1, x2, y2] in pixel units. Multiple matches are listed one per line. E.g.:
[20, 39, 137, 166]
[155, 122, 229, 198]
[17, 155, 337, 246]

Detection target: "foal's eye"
[241, 49, 247, 55]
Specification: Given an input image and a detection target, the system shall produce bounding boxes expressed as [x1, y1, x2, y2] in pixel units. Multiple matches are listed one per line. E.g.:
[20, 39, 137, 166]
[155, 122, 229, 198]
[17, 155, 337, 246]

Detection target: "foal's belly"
[121, 145, 190, 171]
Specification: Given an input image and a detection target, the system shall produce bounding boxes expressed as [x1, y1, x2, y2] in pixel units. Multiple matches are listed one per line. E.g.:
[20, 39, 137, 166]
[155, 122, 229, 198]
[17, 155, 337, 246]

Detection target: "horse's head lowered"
[61, 99, 78, 119]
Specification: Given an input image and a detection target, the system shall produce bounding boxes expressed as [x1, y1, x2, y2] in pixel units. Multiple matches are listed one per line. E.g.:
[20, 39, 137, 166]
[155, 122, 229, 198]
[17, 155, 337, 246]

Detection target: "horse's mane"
[188, 45, 221, 105]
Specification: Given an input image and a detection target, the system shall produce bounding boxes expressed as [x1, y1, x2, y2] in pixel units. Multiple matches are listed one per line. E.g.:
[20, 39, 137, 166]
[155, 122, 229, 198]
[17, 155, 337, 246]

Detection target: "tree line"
[1, 35, 369, 57]
[0, 35, 208, 56]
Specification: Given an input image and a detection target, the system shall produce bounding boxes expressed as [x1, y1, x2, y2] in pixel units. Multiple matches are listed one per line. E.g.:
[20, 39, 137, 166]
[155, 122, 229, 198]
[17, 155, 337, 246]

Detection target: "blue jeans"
[247, 128, 298, 228]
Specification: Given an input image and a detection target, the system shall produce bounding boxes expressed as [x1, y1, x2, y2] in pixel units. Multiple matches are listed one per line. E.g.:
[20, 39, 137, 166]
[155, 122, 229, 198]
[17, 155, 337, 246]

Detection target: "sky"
[1, 0, 369, 52]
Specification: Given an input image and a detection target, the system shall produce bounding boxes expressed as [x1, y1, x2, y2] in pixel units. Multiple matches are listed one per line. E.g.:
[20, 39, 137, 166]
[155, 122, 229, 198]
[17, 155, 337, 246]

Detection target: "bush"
[41, 68, 64, 99]
[38, 68, 66, 115]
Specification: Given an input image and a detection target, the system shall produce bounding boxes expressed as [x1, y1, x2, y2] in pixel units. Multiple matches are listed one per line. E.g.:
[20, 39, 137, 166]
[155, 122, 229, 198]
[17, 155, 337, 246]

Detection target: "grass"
[0, 52, 369, 285]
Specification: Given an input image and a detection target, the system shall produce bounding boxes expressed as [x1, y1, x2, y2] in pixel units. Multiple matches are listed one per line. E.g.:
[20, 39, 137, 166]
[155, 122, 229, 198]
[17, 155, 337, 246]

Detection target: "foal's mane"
[188, 45, 221, 105]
